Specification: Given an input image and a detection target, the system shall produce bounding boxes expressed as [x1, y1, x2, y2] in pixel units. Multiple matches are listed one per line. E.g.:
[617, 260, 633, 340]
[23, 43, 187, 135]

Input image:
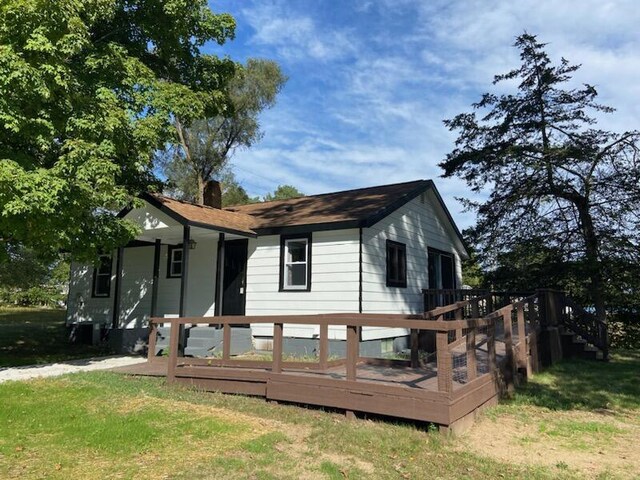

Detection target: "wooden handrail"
[149, 314, 497, 331]
[424, 294, 492, 317]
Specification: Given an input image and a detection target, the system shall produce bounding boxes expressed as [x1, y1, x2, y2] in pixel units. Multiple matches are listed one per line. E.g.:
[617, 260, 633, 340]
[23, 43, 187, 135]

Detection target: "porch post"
[214, 232, 225, 316]
[179, 226, 190, 317]
[178, 225, 190, 355]
[112, 246, 124, 329]
[150, 239, 161, 318]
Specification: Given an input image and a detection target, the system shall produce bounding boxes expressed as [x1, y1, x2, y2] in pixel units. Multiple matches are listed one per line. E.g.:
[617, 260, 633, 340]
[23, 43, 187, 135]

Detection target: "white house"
[66, 179, 468, 353]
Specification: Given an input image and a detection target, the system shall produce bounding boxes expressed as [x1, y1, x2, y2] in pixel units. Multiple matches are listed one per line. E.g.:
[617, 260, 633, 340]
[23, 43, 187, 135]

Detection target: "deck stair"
[559, 329, 604, 361]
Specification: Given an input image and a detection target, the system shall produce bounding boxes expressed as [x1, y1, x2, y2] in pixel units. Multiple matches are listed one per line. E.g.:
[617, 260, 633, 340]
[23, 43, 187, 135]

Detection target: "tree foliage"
[161, 58, 287, 203]
[263, 184, 305, 202]
[442, 34, 640, 322]
[0, 0, 236, 261]
[0, 244, 69, 306]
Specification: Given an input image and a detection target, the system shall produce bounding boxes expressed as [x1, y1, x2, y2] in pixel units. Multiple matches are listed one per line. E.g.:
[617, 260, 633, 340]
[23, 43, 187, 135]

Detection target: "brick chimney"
[203, 180, 222, 209]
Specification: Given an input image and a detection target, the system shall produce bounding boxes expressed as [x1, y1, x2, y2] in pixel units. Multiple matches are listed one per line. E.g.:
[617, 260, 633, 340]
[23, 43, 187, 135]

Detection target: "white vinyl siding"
[360, 192, 463, 340]
[246, 229, 360, 338]
[66, 238, 219, 327]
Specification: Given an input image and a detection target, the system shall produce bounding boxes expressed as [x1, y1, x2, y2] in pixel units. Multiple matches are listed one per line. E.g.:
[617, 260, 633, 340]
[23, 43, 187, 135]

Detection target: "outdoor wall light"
[188, 239, 197, 250]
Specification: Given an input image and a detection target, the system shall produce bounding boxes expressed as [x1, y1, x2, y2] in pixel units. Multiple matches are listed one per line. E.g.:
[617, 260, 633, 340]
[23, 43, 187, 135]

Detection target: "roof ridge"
[226, 179, 430, 210]
[152, 193, 255, 217]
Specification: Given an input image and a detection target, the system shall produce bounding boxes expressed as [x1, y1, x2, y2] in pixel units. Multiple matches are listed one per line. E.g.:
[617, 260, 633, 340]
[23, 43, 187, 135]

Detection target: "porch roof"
[143, 193, 257, 237]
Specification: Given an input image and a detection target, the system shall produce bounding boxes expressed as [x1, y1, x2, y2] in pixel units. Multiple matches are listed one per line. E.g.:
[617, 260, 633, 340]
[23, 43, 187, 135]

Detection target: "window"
[92, 255, 112, 297]
[427, 248, 456, 290]
[386, 240, 407, 288]
[167, 245, 183, 278]
[279, 233, 312, 291]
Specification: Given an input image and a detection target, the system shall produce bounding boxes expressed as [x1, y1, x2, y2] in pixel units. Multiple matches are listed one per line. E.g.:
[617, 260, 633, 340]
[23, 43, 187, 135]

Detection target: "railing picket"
[319, 323, 329, 370]
[167, 320, 179, 384]
[346, 325, 358, 381]
[436, 331, 452, 394]
[147, 321, 158, 363]
[410, 329, 419, 368]
[223, 323, 231, 360]
[466, 328, 477, 381]
[273, 323, 283, 373]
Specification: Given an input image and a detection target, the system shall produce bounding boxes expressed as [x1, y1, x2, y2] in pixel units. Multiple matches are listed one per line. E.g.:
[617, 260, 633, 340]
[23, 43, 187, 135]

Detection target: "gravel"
[0, 355, 147, 383]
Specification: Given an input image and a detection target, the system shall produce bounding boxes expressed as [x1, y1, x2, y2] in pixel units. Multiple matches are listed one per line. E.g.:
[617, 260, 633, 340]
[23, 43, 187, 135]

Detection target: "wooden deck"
[113, 292, 543, 433]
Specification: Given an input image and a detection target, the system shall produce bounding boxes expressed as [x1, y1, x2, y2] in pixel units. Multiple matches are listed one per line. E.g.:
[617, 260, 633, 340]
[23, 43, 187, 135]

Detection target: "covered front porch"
[91, 193, 256, 352]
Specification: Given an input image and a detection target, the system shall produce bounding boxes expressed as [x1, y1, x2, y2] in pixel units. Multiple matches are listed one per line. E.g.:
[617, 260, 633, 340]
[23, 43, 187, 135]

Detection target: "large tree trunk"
[576, 201, 608, 355]
[195, 174, 205, 205]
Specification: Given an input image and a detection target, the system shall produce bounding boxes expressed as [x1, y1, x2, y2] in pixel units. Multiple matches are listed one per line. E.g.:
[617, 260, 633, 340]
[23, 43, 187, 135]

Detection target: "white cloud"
[224, 0, 639, 229]
[240, 2, 358, 62]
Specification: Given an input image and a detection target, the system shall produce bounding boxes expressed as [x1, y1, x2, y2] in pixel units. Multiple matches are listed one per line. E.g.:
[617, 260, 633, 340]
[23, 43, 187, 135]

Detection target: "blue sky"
[206, 0, 640, 228]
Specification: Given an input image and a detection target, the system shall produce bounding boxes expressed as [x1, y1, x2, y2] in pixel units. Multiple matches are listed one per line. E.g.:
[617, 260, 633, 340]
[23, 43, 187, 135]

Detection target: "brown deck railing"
[146, 291, 547, 426]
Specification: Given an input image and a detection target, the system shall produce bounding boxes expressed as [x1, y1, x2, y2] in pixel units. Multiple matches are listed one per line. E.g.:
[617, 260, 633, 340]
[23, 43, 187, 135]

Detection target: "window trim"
[386, 239, 407, 288]
[279, 233, 312, 292]
[166, 245, 184, 279]
[91, 255, 112, 298]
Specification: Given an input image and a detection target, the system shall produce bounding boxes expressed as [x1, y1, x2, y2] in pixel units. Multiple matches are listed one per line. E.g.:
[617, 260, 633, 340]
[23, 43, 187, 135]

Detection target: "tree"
[263, 184, 305, 202]
[163, 58, 287, 204]
[222, 180, 260, 207]
[0, 244, 69, 306]
[0, 0, 236, 261]
[441, 33, 640, 325]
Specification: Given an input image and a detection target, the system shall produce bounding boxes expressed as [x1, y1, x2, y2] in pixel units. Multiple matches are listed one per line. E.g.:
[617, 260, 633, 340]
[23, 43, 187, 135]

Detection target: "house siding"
[66, 238, 219, 327]
[360, 192, 463, 340]
[246, 229, 360, 339]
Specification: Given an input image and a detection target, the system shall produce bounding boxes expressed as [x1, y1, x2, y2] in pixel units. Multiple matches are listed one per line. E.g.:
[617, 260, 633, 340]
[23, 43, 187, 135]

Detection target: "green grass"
[1, 311, 638, 479]
[0, 371, 567, 480]
[0, 307, 111, 367]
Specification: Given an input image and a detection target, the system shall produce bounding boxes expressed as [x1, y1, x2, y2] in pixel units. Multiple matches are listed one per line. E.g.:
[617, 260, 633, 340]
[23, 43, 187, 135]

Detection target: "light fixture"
[188, 239, 197, 250]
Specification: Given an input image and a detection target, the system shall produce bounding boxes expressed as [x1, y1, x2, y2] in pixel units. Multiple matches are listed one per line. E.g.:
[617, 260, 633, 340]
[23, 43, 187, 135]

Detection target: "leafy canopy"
[442, 33, 640, 318]
[0, 0, 236, 261]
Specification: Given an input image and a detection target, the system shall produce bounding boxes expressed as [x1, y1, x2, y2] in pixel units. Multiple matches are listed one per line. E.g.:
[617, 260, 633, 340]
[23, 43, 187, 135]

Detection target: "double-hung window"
[279, 234, 312, 291]
[92, 255, 112, 297]
[167, 245, 183, 278]
[386, 240, 407, 288]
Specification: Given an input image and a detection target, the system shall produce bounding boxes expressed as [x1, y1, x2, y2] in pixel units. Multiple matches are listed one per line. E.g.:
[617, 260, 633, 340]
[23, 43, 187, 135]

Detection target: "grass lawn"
[0, 307, 111, 367]
[1, 352, 638, 479]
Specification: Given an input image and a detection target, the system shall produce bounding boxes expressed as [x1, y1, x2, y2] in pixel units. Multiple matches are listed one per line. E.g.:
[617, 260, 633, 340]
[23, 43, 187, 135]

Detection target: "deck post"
[503, 307, 516, 389]
[222, 323, 231, 360]
[516, 304, 527, 370]
[147, 321, 158, 362]
[346, 324, 358, 381]
[178, 225, 190, 356]
[466, 327, 477, 381]
[410, 329, 419, 368]
[167, 319, 180, 383]
[112, 246, 124, 329]
[273, 323, 283, 373]
[436, 330, 452, 394]
[319, 323, 329, 370]
[487, 321, 497, 374]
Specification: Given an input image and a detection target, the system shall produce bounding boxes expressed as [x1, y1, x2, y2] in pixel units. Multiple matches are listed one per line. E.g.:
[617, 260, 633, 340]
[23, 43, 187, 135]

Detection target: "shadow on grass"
[0, 307, 112, 367]
[508, 350, 640, 412]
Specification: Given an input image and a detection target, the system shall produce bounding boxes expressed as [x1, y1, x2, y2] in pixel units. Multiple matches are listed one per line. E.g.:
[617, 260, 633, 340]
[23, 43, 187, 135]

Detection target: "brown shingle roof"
[145, 194, 257, 236]
[226, 179, 430, 232]
[138, 179, 462, 240]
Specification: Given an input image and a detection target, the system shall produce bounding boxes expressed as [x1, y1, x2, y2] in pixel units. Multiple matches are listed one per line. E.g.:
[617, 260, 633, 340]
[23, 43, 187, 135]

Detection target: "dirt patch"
[461, 407, 640, 478]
